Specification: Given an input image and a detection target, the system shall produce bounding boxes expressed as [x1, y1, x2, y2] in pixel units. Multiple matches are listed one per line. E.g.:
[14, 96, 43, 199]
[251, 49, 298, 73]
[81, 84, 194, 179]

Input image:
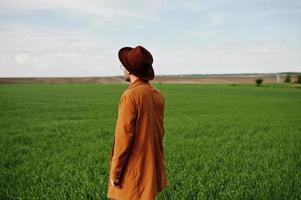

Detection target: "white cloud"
[0, 0, 167, 28]
[0, 24, 121, 77]
[207, 14, 226, 26]
[0, 0, 300, 77]
[14, 54, 30, 65]
[180, 0, 230, 12]
[249, 48, 271, 54]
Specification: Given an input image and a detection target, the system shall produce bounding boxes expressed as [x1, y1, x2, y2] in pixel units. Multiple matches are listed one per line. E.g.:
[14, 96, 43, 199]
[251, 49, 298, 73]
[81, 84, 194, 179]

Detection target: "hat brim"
[118, 47, 155, 81]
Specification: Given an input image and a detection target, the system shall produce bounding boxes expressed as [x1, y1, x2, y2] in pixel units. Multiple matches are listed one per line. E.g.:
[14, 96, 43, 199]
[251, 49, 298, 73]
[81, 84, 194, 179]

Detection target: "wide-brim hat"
[118, 45, 155, 80]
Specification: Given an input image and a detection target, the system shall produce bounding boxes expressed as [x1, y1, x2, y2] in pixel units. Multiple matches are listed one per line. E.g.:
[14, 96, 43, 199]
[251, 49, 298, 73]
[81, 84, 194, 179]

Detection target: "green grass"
[0, 83, 300, 200]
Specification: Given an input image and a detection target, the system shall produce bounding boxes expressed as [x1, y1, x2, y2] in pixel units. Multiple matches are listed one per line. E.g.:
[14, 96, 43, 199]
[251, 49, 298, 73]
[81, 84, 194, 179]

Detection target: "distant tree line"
[284, 73, 301, 84]
[255, 73, 301, 86]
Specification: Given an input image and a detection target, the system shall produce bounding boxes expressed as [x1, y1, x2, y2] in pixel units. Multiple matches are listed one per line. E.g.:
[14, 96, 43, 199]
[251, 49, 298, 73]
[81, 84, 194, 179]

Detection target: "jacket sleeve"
[110, 91, 137, 182]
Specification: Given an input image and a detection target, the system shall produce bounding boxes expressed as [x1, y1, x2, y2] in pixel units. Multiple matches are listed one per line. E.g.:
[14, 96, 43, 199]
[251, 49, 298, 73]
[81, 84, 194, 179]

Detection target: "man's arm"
[110, 91, 137, 186]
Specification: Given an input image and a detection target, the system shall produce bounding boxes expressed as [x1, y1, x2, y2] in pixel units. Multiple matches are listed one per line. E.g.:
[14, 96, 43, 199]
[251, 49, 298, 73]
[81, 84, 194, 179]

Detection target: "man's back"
[107, 79, 168, 200]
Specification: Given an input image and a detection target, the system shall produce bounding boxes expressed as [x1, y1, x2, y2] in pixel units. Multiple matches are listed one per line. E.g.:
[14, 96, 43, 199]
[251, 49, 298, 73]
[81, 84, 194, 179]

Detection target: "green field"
[0, 83, 300, 200]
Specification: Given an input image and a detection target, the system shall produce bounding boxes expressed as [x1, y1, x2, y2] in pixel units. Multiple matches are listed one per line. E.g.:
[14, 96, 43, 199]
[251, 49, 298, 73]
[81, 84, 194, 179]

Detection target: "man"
[107, 46, 168, 200]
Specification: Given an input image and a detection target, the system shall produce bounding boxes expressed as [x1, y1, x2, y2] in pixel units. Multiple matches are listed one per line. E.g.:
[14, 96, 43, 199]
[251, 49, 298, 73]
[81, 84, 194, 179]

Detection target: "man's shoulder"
[120, 88, 140, 104]
[121, 89, 134, 99]
[130, 85, 165, 104]
[148, 85, 164, 98]
[152, 86, 164, 95]
[128, 84, 163, 95]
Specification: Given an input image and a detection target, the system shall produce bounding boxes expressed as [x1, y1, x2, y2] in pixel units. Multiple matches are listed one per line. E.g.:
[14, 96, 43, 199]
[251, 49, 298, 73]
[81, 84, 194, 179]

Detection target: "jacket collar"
[128, 78, 149, 89]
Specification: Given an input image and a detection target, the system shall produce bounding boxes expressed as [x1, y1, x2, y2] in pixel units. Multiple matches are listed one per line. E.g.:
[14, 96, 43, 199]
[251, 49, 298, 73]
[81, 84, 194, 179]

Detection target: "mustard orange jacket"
[107, 79, 168, 200]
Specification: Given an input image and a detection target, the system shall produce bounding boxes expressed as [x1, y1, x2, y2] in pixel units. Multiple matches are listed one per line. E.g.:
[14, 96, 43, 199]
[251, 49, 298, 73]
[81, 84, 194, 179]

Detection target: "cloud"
[0, 0, 300, 77]
[207, 14, 226, 26]
[249, 48, 271, 54]
[0, 24, 120, 77]
[0, 0, 167, 29]
[180, 0, 230, 12]
[14, 54, 30, 65]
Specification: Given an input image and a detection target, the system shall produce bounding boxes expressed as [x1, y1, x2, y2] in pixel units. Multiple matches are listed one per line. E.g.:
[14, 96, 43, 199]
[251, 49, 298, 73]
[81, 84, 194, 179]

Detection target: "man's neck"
[130, 76, 139, 83]
[129, 75, 149, 84]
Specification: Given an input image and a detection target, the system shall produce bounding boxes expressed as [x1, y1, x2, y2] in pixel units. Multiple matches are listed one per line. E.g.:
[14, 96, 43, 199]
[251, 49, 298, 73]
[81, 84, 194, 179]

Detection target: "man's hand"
[110, 178, 121, 188]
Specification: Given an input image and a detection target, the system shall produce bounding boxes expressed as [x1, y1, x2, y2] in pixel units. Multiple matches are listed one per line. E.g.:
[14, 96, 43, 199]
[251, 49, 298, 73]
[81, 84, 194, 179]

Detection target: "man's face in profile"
[121, 66, 130, 82]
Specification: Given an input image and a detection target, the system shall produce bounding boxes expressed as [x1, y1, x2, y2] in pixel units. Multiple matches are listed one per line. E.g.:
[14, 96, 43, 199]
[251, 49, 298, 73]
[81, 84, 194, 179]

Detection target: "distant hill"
[0, 72, 300, 84]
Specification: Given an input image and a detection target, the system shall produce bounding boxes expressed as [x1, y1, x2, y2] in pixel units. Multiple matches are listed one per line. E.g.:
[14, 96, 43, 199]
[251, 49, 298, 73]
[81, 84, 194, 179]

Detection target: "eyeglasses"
[120, 64, 125, 71]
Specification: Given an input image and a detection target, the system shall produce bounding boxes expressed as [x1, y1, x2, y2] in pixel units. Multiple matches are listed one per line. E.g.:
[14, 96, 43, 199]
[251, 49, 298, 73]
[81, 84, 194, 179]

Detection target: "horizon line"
[1, 71, 301, 79]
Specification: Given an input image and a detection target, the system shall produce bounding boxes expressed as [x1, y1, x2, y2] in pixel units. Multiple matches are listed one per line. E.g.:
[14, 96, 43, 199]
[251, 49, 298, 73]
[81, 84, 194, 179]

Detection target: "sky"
[0, 0, 300, 77]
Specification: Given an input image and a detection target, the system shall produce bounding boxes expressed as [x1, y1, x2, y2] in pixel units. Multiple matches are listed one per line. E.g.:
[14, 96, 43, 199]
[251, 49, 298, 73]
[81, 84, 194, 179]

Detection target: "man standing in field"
[107, 46, 168, 200]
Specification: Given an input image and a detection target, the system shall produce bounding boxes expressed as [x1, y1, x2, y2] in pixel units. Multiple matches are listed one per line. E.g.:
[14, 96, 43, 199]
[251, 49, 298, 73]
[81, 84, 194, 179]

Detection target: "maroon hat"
[118, 45, 155, 80]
